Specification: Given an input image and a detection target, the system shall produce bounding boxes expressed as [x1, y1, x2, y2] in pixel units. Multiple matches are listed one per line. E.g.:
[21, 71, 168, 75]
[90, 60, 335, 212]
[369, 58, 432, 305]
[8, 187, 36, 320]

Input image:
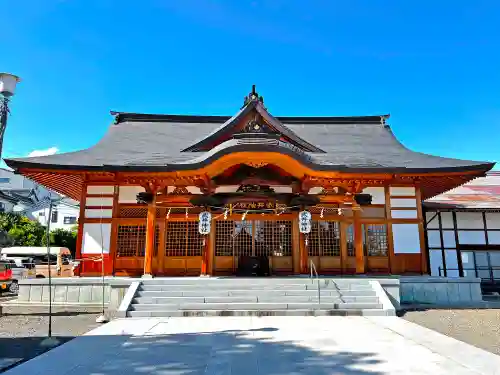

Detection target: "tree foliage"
[0, 213, 77, 256]
[43, 227, 78, 256]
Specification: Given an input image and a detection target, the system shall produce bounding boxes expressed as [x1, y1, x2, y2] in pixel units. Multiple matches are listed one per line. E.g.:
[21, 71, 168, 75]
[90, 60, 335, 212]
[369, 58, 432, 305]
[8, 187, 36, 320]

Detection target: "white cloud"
[28, 147, 59, 157]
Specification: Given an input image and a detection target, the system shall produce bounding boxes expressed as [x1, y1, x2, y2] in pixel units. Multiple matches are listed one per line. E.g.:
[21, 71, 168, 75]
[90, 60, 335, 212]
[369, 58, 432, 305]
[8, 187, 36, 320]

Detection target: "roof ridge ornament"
[242, 84, 264, 108]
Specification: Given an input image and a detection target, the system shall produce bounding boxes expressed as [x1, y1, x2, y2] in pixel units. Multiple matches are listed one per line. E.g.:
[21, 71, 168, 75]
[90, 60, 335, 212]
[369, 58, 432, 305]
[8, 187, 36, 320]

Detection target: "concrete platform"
[5, 316, 500, 374]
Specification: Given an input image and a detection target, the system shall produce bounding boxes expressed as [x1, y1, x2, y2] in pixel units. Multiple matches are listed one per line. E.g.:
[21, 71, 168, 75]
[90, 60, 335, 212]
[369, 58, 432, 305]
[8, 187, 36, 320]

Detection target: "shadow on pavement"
[2, 326, 385, 374]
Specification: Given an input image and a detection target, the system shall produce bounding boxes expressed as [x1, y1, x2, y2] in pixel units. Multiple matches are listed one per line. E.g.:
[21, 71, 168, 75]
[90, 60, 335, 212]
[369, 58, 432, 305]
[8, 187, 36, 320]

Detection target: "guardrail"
[309, 259, 321, 309]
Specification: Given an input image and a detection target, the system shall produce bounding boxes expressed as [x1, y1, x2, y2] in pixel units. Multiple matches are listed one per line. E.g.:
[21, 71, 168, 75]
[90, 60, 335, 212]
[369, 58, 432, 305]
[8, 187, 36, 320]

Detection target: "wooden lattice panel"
[165, 221, 203, 257]
[119, 207, 147, 218]
[308, 221, 341, 256]
[215, 221, 235, 256]
[346, 224, 355, 257]
[365, 224, 388, 256]
[215, 220, 292, 257]
[255, 220, 292, 257]
[116, 225, 160, 257]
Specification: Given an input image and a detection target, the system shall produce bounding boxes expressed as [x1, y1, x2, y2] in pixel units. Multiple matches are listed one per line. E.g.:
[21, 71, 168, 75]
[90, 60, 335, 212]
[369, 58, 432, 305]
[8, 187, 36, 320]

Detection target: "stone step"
[135, 289, 377, 298]
[139, 278, 372, 286]
[132, 295, 380, 304]
[129, 302, 382, 311]
[139, 284, 373, 292]
[126, 309, 391, 317]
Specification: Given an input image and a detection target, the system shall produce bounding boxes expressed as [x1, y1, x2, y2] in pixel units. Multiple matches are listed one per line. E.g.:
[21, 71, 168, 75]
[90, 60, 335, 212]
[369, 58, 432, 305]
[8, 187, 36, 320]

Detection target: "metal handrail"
[438, 266, 500, 281]
[309, 259, 321, 308]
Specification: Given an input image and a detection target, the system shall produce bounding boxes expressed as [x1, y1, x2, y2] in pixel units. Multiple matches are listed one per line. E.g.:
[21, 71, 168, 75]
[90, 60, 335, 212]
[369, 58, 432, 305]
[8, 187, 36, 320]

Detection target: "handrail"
[309, 259, 320, 308]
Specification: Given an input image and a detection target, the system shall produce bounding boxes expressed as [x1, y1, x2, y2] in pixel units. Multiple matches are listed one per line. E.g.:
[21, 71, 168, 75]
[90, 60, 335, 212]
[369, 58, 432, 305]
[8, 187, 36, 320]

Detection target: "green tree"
[5, 215, 46, 246]
[43, 227, 78, 257]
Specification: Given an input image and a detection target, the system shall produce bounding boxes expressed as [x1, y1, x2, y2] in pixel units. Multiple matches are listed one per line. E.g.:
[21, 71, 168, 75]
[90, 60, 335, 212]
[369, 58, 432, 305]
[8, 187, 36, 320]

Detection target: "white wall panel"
[87, 186, 114, 195]
[440, 212, 454, 229]
[274, 186, 293, 193]
[427, 230, 441, 247]
[82, 223, 111, 254]
[458, 230, 486, 245]
[391, 210, 418, 219]
[429, 249, 444, 276]
[215, 186, 239, 194]
[186, 186, 202, 194]
[308, 187, 323, 195]
[85, 197, 114, 207]
[457, 212, 484, 229]
[488, 231, 500, 244]
[389, 187, 415, 196]
[426, 212, 439, 229]
[118, 186, 145, 203]
[390, 198, 417, 208]
[84, 209, 113, 218]
[486, 213, 500, 229]
[362, 187, 385, 205]
[392, 223, 421, 254]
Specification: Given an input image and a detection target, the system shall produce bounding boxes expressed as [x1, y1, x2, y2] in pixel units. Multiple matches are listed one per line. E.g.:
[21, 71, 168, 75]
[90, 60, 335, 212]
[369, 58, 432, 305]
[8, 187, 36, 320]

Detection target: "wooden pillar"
[340, 221, 348, 274]
[353, 208, 365, 273]
[75, 178, 87, 276]
[415, 186, 429, 274]
[109, 185, 120, 276]
[207, 216, 215, 275]
[201, 236, 208, 276]
[385, 186, 395, 274]
[143, 195, 156, 276]
[292, 216, 300, 274]
[299, 233, 308, 273]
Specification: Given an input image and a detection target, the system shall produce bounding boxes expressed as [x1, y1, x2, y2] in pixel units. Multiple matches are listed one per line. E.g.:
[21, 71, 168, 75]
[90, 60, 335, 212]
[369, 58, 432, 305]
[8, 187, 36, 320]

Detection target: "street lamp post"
[0, 73, 21, 160]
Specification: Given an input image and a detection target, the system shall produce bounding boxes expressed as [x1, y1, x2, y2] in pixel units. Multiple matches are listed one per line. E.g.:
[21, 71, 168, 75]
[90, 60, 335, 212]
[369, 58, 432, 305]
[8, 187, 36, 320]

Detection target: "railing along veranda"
[309, 259, 321, 309]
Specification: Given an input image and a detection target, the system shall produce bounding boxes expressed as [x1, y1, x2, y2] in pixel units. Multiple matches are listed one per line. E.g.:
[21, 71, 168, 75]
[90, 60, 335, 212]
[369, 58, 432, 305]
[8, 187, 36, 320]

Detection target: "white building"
[29, 197, 80, 231]
[424, 172, 500, 292]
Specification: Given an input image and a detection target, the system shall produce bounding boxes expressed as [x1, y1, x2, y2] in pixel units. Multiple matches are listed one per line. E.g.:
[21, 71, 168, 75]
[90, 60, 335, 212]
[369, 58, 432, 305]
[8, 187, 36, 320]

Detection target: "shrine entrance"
[213, 218, 294, 275]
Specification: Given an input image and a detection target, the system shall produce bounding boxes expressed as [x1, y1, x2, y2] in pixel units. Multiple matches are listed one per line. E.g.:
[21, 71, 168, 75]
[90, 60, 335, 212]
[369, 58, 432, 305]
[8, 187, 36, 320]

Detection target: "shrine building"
[5, 87, 495, 277]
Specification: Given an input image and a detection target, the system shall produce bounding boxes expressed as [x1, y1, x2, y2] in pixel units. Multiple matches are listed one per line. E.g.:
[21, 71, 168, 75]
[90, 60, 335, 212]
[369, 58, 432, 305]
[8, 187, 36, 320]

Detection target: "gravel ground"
[402, 309, 500, 355]
[0, 307, 111, 372]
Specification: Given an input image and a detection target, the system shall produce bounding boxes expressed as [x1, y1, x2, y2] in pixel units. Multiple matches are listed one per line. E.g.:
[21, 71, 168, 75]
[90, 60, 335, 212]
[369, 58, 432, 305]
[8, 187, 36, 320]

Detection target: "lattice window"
[117, 225, 146, 257]
[254, 221, 292, 257]
[117, 225, 160, 257]
[308, 221, 341, 256]
[165, 221, 203, 257]
[215, 220, 292, 257]
[234, 221, 253, 256]
[365, 224, 388, 256]
[215, 221, 235, 256]
[346, 224, 355, 257]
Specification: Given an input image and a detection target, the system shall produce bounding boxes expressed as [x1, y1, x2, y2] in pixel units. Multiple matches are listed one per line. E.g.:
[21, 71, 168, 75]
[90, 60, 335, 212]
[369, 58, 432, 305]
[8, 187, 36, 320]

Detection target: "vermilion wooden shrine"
[5, 87, 494, 277]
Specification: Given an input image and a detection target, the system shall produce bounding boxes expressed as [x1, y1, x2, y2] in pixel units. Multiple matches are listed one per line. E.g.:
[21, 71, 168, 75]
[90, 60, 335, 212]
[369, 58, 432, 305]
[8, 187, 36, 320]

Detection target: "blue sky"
[2, 1, 499, 168]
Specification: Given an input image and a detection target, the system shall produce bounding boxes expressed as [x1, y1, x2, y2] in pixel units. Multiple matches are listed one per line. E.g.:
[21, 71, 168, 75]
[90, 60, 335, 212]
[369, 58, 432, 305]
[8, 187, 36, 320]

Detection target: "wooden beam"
[207, 213, 215, 275]
[353, 209, 365, 273]
[340, 221, 348, 274]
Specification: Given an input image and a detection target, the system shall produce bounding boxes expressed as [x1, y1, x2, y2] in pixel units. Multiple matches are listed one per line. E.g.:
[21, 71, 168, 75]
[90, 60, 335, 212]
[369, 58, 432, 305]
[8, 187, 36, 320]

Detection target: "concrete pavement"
[5, 316, 500, 374]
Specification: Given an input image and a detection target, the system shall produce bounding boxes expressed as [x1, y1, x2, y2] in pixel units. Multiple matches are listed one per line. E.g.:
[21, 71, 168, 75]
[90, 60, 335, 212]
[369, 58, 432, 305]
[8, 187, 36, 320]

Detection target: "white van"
[0, 247, 74, 278]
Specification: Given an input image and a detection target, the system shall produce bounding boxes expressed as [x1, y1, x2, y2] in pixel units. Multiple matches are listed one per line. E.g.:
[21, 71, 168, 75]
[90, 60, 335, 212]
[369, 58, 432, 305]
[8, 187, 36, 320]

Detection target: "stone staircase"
[121, 278, 395, 317]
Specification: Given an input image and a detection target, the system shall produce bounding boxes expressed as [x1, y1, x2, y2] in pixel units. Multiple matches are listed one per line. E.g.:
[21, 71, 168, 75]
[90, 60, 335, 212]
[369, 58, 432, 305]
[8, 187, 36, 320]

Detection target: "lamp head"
[0, 73, 21, 97]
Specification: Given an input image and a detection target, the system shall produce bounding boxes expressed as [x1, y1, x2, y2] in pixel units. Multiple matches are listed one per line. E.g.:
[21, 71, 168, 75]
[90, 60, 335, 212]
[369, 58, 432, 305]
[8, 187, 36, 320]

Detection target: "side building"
[424, 172, 500, 292]
[4, 87, 495, 277]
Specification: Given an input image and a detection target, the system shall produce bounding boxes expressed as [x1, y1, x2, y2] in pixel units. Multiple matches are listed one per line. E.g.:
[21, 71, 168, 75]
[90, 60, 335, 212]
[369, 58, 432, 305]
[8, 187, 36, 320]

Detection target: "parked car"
[0, 247, 74, 278]
[0, 258, 36, 294]
[0, 261, 13, 294]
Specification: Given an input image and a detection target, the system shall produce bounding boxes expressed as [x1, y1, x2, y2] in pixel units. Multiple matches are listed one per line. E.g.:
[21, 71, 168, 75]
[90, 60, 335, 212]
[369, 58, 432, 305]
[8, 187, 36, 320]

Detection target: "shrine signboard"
[232, 201, 276, 210]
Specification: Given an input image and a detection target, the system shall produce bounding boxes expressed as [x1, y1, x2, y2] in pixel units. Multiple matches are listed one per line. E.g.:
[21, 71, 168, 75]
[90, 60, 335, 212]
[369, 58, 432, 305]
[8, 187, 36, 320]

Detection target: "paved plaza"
[4, 316, 500, 375]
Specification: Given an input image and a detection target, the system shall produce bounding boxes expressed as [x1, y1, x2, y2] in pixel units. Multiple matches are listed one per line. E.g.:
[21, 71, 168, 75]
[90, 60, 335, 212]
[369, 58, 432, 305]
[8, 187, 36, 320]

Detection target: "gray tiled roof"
[4, 113, 494, 173]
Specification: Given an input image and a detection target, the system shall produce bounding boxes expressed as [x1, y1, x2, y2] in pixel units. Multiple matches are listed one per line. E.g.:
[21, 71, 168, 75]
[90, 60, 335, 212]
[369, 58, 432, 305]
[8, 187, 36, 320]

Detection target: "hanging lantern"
[298, 210, 312, 234]
[198, 211, 211, 235]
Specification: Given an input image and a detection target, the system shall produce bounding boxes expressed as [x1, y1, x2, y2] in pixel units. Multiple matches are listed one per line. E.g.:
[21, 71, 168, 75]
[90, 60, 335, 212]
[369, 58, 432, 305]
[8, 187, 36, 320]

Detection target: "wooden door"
[308, 220, 342, 274]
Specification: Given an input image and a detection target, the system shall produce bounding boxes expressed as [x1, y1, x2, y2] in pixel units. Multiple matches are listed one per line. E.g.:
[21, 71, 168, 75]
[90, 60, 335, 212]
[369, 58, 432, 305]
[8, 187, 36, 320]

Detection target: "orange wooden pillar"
[143, 195, 156, 277]
[299, 233, 308, 273]
[353, 208, 365, 273]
